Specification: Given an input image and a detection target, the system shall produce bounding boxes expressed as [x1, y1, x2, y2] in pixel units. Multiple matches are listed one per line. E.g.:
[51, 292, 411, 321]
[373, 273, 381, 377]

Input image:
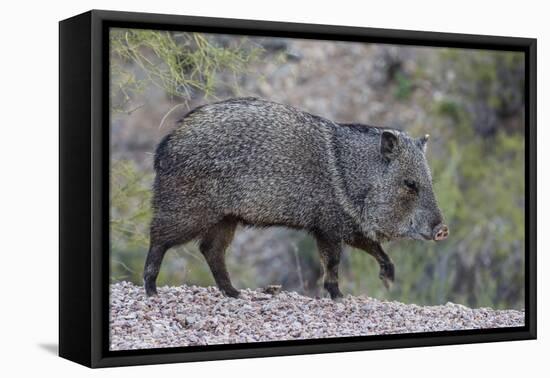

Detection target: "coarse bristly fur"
[144, 97, 448, 300]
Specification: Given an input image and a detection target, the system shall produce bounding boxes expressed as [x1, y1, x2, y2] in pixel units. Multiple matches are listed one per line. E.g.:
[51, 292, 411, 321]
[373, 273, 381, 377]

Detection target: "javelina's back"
[154, 97, 339, 229]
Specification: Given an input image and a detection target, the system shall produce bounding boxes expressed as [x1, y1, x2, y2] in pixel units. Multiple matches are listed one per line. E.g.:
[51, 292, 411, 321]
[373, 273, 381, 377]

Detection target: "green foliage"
[394, 72, 413, 101]
[436, 100, 462, 123]
[110, 29, 261, 113]
[109, 32, 525, 309]
[438, 49, 525, 134]
[110, 160, 152, 248]
[110, 160, 152, 282]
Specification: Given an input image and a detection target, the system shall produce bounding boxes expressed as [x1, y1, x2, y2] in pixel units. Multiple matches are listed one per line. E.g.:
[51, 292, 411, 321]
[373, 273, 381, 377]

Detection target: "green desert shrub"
[110, 29, 261, 113]
[109, 33, 525, 310]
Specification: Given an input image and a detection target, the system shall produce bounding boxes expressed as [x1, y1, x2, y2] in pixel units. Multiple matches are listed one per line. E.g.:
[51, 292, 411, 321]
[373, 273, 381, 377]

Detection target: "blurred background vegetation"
[110, 28, 525, 310]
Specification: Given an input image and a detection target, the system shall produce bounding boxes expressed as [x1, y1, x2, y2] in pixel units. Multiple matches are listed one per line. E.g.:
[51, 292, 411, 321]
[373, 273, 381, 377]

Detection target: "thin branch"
[159, 103, 187, 129]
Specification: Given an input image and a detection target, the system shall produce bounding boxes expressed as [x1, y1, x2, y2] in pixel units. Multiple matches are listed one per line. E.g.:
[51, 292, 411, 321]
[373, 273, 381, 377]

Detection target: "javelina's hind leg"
[349, 235, 394, 289]
[199, 218, 240, 298]
[143, 242, 170, 296]
[144, 214, 201, 296]
[315, 234, 344, 300]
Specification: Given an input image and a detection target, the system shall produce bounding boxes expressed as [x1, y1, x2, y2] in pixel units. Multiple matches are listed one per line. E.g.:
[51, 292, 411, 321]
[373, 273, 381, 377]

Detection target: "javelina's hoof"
[379, 261, 395, 289]
[144, 281, 158, 297]
[330, 292, 344, 301]
[221, 287, 240, 298]
[324, 282, 344, 300]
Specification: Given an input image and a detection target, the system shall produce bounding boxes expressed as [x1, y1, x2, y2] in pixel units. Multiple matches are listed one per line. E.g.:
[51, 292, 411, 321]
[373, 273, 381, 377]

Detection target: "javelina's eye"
[403, 179, 418, 193]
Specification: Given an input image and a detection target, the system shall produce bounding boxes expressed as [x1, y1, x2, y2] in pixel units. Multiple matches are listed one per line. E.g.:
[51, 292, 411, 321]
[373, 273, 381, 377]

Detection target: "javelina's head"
[364, 130, 449, 242]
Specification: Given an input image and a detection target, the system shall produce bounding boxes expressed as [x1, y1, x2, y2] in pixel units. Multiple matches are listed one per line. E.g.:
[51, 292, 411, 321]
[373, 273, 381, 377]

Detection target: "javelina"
[144, 97, 449, 299]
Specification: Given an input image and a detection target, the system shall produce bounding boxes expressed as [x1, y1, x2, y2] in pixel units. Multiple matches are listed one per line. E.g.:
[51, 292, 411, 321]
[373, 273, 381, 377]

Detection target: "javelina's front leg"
[144, 242, 170, 296]
[349, 235, 395, 289]
[315, 234, 344, 300]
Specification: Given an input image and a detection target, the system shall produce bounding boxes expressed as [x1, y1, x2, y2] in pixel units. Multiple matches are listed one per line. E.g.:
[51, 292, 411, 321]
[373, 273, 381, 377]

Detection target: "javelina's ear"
[380, 130, 399, 160]
[417, 134, 429, 153]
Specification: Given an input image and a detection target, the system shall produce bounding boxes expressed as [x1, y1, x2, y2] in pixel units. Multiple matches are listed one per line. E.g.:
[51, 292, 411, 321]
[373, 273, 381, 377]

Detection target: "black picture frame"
[59, 9, 537, 368]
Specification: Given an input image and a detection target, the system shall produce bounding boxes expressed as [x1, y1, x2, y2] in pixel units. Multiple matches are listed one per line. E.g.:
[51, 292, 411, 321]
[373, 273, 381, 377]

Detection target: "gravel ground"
[110, 281, 525, 351]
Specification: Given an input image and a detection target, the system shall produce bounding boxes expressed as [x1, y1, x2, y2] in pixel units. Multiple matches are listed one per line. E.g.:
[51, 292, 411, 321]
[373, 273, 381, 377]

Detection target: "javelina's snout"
[433, 224, 449, 241]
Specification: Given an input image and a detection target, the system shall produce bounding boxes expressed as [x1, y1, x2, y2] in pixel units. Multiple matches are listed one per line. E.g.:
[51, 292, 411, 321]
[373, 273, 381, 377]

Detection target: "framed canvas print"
[59, 10, 536, 368]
